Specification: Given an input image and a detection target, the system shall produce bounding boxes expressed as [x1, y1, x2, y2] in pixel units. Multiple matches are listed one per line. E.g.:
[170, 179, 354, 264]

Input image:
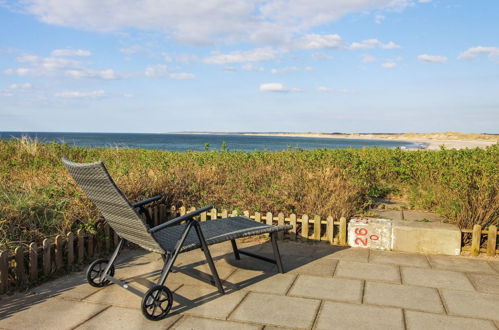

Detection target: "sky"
[0, 0, 498, 133]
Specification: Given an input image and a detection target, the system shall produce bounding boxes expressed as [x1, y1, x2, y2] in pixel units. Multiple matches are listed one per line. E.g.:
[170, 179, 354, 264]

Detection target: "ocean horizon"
[0, 131, 420, 152]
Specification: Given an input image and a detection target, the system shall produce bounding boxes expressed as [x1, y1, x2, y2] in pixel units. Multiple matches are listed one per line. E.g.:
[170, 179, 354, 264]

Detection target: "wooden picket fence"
[0, 204, 497, 294]
[0, 204, 348, 295]
[461, 224, 498, 257]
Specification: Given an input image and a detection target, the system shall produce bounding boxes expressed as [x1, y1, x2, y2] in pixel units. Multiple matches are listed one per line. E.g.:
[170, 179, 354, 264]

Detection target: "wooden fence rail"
[1, 204, 497, 294]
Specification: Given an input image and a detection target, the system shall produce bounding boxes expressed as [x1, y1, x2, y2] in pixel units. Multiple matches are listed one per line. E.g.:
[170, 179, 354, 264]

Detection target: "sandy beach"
[240, 132, 498, 150]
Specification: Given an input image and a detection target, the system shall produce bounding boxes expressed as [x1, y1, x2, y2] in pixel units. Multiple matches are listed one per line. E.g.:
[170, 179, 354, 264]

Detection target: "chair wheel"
[86, 258, 115, 287]
[141, 285, 173, 321]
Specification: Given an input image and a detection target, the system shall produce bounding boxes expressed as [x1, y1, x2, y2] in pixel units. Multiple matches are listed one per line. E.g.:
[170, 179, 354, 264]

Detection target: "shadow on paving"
[0, 240, 348, 320]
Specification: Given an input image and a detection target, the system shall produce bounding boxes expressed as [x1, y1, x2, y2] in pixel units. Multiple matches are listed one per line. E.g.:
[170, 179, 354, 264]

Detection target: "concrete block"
[335, 260, 400, 283]
[315, 301, 404, 330]
[287, 256, 338, 276]
[405, 310, 497, 330]
[323, 247, 369, 262]
[229, 292, 320, 329]
[289, 274, 363, 303]
[348, 218, 392, 250]
[225, 269, 296, 295]
[441, 289, 499, 321]
[468, 273, 499, 294]
[401, 267, 474, 290]
[428, 255, 496, 273]
[172, 316, 260, 330]
[364, 282, 444, 313]
[369, 250, 430, 268]
[391, 220, 461, 255]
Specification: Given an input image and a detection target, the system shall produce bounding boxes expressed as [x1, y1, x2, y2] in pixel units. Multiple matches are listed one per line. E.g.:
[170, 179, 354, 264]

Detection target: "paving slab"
[323, 247, 369, 263]
[289, 274, 362, 303]
[401, 267, 475, 291]
[405, 310, 497, 330]
[171, 285, 247, 319]
[363, 282, 444, 313]
[229, 292, 320, 329]
[369, 250, 430, 268]
[428, 255, 496, 274]
[488, 261, 499, 273]
[335, 260, 400, 283]
[172, 316, 261, 330]
[467, 273, 499, 294]
[76, 306, 181, 329]
[287, 256, 338, 276]
[441, 289, 499, 321]
[315, 301, 404, 330]
[225, 269, 296, 295]
[0, 299, 107, 330]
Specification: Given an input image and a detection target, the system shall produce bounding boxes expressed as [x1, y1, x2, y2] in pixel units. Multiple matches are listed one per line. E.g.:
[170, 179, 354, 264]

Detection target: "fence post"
[29, 242, 38, 282]
[15, 246, 26, 286]
[104, 224, 111, 251]
[43, 238, 51, 276]
[313, 215, 321, 241]
[290, 214, 297, 241]
[255, 212, 261, 223]
[88, 232, 94, 258]
[339, 217, 347, 246]
[301, 215, 309, 240]
[222, 209, 228, 218]
[77, 229, 85, 263]
[179, 206, 186, 216]
[471, 224, 481, 256]
[160, 204, 167, 224]
[200, 211, 207, 222]
[67, 232, 74, 266]
[0, 251, 8, 294]
[326, 216, 334, 245]
[243, 210, 250, 217]
[55, 235, 64, 271]
[211, 208, 217, 220]
[266, 212, 273, 226]
[486, 225, 497, 257]
[278, 213, 285, 240]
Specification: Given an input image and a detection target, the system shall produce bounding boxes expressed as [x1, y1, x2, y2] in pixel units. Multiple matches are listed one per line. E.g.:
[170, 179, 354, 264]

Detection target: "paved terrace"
[1, 240, 498, 330]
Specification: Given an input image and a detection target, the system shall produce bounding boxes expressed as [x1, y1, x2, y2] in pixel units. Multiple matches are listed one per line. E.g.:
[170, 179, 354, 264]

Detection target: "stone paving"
[1, 240, 498, 329]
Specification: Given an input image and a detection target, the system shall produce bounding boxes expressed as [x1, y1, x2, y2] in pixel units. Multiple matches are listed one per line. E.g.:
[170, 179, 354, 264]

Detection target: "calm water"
[0, 132, 420, 152]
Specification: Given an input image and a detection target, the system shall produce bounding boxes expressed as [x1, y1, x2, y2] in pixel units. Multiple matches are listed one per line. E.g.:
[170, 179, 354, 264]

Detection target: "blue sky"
[0, 0, 498, 133]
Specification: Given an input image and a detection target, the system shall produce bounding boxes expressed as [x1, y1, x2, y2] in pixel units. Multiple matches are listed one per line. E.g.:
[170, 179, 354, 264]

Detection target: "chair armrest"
[132, 195, 162, 208]
[148, 205, 213, 233]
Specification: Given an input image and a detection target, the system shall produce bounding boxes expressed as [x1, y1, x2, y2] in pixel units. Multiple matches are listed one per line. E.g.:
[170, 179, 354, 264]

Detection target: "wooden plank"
[222, 209, 228, 218]
[43, 238, 51, 276]
[278, 213, 285, 240]
[200, 211, 207, 222]
[326, 216, 334, 245]
[243, 210, 250, 217]
[67, 232, 74, 266]
[159, 204, 167, 224]
[55, 235, 64, 270]
[486, 225, 497, 256]
[113, 229, 119, 248]
[154, 205, 160, 226]
[88, 232, 94, 258]
[255, 212, 261, 223]
[15, 246, 26, 286]
[266, 212, 273, 226]
[290, 214, 297, 240]
[313, 215, 321, 241]
[104, 224, 111, 251]
[95, 224, 103, 256]
[339, 217, 347, 246]
[471, 224, 481, 256]
[77, 229, 85, 263]
[301, 214, 309, 240]
[29, 242, 38, 282]
[211, 208, 217, 220]
[0, 250, 8, 294]
[179, 206, 186, 216]
[231, 210, 237, 217]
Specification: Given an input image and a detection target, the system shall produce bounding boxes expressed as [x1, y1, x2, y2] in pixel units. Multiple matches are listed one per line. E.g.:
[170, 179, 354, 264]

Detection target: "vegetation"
[1, 137, 498, 249]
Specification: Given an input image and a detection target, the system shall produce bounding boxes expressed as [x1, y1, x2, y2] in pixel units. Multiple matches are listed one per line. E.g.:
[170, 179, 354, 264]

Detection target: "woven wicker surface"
[153, 216, 292, 253]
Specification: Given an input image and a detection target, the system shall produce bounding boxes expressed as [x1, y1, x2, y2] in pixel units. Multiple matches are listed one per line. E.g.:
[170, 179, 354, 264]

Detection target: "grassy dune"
[0, 137, 497, 249]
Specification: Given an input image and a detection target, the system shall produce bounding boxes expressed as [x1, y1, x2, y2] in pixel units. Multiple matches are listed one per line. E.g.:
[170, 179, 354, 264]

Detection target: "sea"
[0, 132, 422, 152]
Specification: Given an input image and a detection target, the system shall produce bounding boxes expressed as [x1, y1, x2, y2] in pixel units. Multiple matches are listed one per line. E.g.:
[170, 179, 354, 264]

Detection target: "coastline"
[239, 132, 498, 150]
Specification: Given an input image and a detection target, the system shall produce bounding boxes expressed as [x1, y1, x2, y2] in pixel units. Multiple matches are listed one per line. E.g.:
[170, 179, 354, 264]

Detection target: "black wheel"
[86, 258, 115, 287]
[141, 285, 173, 321]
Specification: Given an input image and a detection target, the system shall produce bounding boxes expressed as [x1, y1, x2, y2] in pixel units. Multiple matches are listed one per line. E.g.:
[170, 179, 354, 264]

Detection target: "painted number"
[354, 227, 379, 246]
[354, 228, 368, 236]
[354, 237, 368, 246]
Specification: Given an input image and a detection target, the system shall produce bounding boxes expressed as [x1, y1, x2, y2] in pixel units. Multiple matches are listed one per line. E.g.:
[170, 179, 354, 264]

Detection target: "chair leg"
[271, 232, 285, 273]
[230, 239, 241, 260]
[100, 239, 124, 281]
[194, 222, 225, 294]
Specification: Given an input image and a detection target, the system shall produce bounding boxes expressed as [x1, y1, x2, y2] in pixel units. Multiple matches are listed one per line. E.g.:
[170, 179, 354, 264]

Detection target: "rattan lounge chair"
[62, 158, 292, 320]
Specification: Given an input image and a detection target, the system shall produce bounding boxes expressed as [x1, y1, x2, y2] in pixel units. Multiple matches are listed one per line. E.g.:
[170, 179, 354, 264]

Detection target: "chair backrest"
[62, 158, 164, 254]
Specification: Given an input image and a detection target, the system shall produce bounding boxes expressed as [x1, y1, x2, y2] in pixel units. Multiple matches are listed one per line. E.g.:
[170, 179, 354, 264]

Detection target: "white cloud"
[242, 64, 264, 72]
[458, 46, 499, 62]
[4, 68, 32, 75]
[361, 54, 376, 63]
[317, 87, 351, 94]
[51, 49, 91, 57]
[54, 90, 105, 98]
[6, 54, 84, 76]
[9, 83, 32, 89]
[204, 48, 277, 64]
[15, 0, 414, 45]
[382, 62, 397, 68]
[375, 14, 385, 24]
[418, 54, 447, 63]
[259, 83, 301, 92]
[312, 53, 332, 60]
[144, 64, 169, 78]
[65, 68, 121, 80]
[271, 66, 299, 74]
[350, 39, 400, 50]
[169, 72, 195, 79]
[119, 45, 142, 55]
[291, 34, 344, 50]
